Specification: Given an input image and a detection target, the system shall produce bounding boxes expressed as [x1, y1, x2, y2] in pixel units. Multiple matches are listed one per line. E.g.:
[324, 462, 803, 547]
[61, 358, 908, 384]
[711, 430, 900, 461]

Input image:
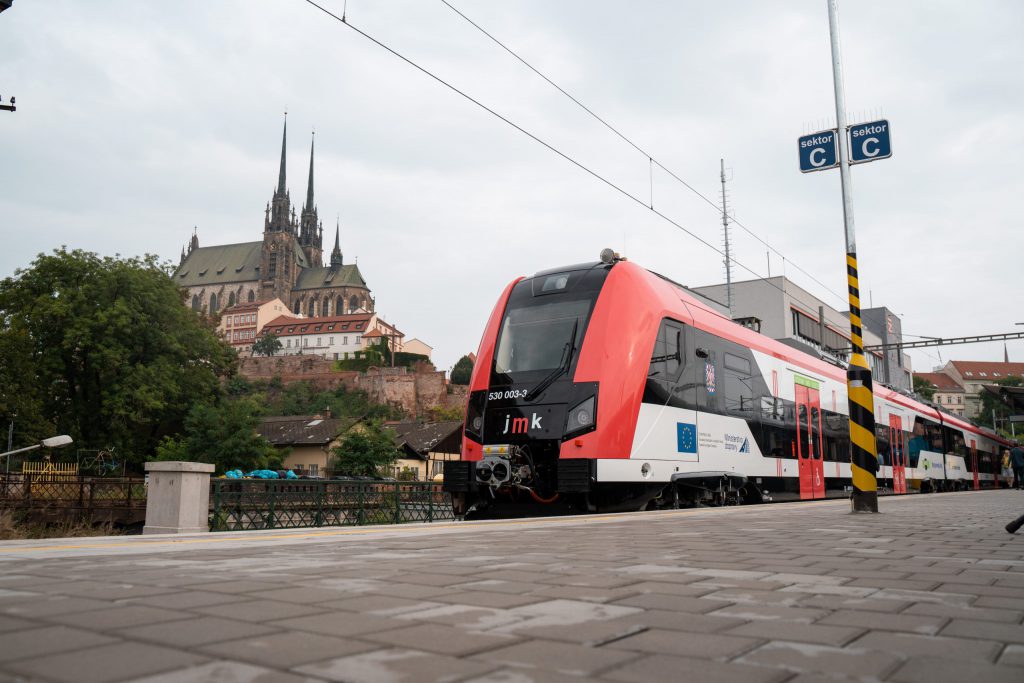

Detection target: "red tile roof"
[916, 372, 963, 392]
[950, 361, 1024, 380]
[262, 313, 373, 336]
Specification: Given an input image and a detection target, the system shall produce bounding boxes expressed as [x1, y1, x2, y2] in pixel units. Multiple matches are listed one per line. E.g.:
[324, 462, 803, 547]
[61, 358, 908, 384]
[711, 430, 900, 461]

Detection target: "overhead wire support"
[437, 0, 850, 308]
[301, 0, 789, 291]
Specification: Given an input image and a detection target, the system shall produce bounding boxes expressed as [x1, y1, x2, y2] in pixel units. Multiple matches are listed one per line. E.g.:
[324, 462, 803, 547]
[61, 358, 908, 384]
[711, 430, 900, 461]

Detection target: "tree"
[913, 375, 937, 402]
[978, 375, 1024, 433]
[252, 333, 282, 357]
[155, 397, 281, 473]
[450, 354, 474, 385]
[0, 249, 236, 463]
[330, 423, 400, 477]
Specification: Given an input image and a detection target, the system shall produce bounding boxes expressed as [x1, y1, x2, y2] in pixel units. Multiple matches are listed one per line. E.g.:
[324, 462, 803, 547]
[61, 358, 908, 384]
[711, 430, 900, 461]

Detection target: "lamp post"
[0, 435, 74, 460]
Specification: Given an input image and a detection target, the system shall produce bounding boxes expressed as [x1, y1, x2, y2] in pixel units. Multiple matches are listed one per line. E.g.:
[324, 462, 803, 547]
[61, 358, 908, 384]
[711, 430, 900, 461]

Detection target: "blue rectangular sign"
[849, 119, 892, 164]
[798, 129, 839, 173]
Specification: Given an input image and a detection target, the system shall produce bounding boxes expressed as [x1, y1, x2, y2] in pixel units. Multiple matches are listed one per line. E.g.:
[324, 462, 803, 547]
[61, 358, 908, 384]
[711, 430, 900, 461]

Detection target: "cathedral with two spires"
[175, 119, 373, 318]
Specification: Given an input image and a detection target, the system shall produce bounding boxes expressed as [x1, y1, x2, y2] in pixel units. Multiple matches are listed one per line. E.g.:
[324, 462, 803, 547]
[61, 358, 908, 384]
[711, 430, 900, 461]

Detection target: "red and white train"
[443, 253, 1012, 517]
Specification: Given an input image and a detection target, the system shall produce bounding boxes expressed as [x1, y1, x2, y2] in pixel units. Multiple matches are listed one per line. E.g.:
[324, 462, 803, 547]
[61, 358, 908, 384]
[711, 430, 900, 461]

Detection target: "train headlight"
[472, 416, 482, 432]
[565, 396, 596, 437]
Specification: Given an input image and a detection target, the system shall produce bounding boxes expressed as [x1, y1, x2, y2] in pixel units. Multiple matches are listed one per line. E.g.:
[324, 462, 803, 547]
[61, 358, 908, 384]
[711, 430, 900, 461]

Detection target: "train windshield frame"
[491, 264, 609, 384]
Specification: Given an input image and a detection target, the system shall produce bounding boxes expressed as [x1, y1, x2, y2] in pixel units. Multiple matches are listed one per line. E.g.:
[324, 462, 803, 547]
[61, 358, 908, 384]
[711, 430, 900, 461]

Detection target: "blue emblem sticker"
[677, 422, 697, 454]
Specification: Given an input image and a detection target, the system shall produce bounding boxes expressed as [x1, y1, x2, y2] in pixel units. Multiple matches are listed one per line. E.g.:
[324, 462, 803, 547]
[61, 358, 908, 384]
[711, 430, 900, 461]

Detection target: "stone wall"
[237, 356, 459, 418]
[238, 355, 359, 391]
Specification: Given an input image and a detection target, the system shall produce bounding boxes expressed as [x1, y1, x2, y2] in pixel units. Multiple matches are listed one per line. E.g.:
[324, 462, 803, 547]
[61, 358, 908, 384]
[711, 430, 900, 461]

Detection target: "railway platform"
[1, 491, 1023, 682]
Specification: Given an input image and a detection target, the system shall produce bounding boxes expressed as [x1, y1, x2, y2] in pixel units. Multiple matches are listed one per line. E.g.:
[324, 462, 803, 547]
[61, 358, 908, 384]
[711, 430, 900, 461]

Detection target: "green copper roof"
[175, 238, 311, 289]
[293, 263, 367, 290]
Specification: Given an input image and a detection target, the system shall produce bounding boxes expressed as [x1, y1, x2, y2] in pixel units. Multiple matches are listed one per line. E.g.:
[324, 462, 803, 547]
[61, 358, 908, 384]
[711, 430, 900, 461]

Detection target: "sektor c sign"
[798, 129, 839, 173]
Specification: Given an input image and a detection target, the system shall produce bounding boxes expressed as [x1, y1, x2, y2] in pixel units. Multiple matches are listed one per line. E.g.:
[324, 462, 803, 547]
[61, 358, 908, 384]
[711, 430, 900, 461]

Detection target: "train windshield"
[492, 265, 609, 378]
[494, 297, 590, 374]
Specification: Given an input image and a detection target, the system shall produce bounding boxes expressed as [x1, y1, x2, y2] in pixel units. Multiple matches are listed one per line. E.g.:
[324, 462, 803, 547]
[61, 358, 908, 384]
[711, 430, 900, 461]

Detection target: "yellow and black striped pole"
[846, 253, 878, 512]
[828, 0, 879, 512]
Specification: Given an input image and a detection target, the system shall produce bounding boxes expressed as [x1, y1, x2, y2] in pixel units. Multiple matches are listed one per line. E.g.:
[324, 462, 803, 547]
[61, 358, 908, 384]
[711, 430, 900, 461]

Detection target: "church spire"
[277, 114, 287, 194]
[330, 219, 343, 266]
[304, 131, 315, 211]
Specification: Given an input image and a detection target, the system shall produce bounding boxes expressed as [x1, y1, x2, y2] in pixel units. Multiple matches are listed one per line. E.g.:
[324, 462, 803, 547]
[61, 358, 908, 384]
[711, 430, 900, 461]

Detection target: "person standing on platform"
[1011, 444, 1024, 490]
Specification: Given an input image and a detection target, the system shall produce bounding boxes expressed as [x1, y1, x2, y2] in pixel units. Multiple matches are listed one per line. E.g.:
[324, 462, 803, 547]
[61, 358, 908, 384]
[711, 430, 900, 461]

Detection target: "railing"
[210, 479, 454, 532]
[0, 474, 147, 523]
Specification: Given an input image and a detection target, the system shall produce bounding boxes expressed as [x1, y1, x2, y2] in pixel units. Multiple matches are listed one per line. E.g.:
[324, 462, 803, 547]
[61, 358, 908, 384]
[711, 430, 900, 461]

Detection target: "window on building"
[286, 339, 291, 347]
[228, 292, 236, 308]
[303, 338, 308, 346]
[343, 336, 348, 345]
[209, 293, 218, 313]
[317, 337, 322, 346]
[309, 464, 319, 476]
[308, 300, 316, 317]
[957, 395, 962, 404]
[329, 337, 333, 345]
[268, 253, 277, 277]
[248, 290, 255, 303]
[293, 301, 301, 314]
[355, 336, 361, 346]
[980, 372, 988, 377]
[350, 295, 359, 311]
[337, 296, 344, 315]
[191, 294, 200, 311]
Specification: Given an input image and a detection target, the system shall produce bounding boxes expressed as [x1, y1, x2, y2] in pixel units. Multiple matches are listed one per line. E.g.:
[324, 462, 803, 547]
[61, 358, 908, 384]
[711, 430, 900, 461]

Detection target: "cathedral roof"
[175, 239, 310, 288]
[293, 263, 367, 291]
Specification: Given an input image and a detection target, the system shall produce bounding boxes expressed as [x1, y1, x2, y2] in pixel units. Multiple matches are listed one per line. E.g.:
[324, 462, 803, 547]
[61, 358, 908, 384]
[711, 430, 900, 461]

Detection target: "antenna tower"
[720, 159, 733, 314]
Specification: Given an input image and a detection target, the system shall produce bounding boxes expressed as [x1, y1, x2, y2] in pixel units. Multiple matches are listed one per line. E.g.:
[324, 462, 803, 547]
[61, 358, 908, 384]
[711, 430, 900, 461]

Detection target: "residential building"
[175, 118, 373, 318]
[385, 421, 463, 481]
[936, 360, 1024, 418]
[915, 372, 966, 416]
[260, 313, 404, 361]
[258, 414, 359, 476]
[218, 297, 290, 354]
[690, 276, 912, 387]
[403, 338, 433, 359]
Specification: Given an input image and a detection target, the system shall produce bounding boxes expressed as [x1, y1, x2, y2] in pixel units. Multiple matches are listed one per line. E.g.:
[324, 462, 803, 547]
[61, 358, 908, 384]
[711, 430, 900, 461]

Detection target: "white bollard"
[143, 461, 215, 534]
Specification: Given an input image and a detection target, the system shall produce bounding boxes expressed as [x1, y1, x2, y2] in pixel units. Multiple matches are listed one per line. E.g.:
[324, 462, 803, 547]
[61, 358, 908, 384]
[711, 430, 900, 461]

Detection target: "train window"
[724, 353, 750, 374]
[648, 320, 684, 382]
[724, 365, 753, 416]
[875, 423, 891, 466]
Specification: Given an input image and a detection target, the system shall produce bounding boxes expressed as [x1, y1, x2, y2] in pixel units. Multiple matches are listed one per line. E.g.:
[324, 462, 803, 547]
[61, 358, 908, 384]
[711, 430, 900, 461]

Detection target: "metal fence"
[0, 474, 147, 525]
[209, 479, 455, 532]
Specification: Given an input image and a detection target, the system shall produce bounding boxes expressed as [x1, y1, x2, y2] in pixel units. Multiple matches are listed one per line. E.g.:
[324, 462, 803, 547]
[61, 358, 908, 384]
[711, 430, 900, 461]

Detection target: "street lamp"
[0, 435, 73, 460]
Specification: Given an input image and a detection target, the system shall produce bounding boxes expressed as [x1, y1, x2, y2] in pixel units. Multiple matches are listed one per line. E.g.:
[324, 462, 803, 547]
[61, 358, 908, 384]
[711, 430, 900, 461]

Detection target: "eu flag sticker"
[677, 422, 697, 454]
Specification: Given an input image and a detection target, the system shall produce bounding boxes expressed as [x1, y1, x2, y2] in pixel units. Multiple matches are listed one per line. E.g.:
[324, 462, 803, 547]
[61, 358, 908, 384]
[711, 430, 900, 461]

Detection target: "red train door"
[795, 383, 826, 500]
[971, 439, 979, 490]
[889, 415, 906, 494]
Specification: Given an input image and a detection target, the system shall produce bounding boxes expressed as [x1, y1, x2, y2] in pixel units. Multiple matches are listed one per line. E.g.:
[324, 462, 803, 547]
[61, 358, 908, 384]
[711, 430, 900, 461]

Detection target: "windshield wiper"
[525, 319, 578, 402]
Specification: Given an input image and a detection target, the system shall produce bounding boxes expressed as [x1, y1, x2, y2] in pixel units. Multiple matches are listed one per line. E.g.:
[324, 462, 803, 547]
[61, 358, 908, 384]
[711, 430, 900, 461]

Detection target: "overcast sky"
[2, 0, 1022, 374]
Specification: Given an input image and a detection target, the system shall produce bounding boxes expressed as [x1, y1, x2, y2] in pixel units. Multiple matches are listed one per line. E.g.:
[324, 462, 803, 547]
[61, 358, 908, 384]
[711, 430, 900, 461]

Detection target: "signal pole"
[720, 159, 733, 315]
[828, 0, 879, 512]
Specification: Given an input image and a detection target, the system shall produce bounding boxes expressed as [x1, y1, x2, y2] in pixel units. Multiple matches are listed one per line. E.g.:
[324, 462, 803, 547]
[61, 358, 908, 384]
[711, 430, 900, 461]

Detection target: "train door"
[889, 415, 906, 495]
[970, 439, 979, 490]
[795, 383, 825, 499]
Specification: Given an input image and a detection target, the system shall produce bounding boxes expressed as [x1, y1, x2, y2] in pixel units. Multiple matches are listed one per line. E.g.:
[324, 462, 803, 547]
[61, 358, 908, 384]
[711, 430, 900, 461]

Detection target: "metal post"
[720, 159, 733, 315]
[828, 0, 878, 512]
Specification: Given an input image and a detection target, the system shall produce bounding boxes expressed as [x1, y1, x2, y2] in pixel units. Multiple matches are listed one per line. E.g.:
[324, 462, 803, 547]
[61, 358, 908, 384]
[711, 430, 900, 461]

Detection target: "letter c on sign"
[810, 148, 826, 167]
[862, 137, 880, 158]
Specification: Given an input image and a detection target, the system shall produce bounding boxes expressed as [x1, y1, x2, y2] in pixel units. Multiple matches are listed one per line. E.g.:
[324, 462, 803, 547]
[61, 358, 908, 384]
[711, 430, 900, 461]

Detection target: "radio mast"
[720, 159, 733, 315]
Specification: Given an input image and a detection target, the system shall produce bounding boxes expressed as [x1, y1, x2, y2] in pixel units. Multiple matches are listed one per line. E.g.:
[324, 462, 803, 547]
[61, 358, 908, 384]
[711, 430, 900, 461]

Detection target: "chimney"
[323, 406, 332, 419]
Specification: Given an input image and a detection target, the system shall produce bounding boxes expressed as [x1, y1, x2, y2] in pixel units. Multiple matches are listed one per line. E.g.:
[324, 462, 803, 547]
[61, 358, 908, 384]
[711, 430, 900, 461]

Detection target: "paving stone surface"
[0, 491, 1022, 682]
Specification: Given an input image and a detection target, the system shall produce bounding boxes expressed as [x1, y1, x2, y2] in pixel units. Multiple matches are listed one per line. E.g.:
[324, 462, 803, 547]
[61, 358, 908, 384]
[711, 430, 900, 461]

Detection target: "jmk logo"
[503, 413, 542, 434]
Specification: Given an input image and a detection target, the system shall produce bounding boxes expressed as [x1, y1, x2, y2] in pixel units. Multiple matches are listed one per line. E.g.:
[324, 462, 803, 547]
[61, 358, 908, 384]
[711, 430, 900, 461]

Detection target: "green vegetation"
[913, 375, 937, 402]
[977, 375, 1024, 435]
[330, 422, 401, 477]
[0, 248, 235, 467]
[332, 340, 430, 371]
[155, 397, 281, 472]
[450, 354, 474, 385]
[252, 333, 282, 357]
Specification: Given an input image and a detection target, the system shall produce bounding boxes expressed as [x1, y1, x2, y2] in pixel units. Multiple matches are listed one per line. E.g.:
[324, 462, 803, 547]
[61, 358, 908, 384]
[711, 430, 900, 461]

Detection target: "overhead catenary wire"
[300, 0, 858, 335]
[437, 0, 851, 309]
